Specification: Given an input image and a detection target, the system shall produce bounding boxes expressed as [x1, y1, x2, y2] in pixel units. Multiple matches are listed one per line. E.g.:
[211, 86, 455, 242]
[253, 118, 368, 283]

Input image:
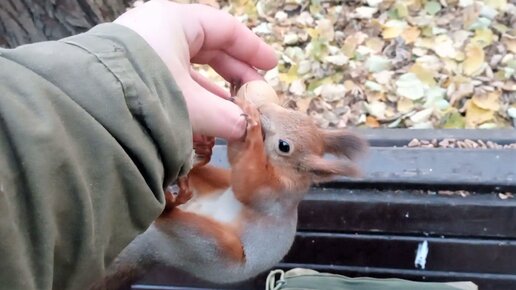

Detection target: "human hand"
[114, 0, 277, 141]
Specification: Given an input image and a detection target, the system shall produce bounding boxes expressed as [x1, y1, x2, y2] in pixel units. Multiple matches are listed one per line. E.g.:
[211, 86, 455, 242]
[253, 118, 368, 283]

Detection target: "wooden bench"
[131, 129, 516, 290]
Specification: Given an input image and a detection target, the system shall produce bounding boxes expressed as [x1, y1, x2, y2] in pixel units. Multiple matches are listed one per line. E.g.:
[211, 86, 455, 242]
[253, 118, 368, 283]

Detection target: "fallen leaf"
[425, 1, 442, 15]
[465, 100, 495, 127]
[468, 17, 491, 31]
[366, 116, 380, 128]
[433, 35, 458, 58]
[324, 54, 349, 66]
[471, 28, 495, 48]
[411, 121, 434, 129]
[442, 111, 466, 128]
[320, 84, 346, 102]
[382, 20, 407, 39]
[409, 63, 436, 86]
[364, 101, 387, 119]
[492, 22, 509, 34]
[472, 91, 501, 111]
[424, 87, 449, 109]
[365, 37, 385, 54]
[365, 81, 384, 92]
[283, 33, 299, 45]
[316, 19, 335, 41]
[289, 79, 306, 96]
[396, 73, 426, 100]
[401, 26, 421, 44]
[342, 33, 362, 58]
[502, 36, 516, 54]
[365, 55, 392, 73]
[410, 108, 434, 123]
[367, 0, 383, 7]
[463, 43, 485, 76]
[415, 55, 443, 72]
[372, 71, 395, 85]
[397, 97, 415, 113]
[353, 6, 378, 19]
[508, 107, 516, 119]
[484, 0, 507, 10]
[391, 2, 409, 19]
[279, 64, 299, 85]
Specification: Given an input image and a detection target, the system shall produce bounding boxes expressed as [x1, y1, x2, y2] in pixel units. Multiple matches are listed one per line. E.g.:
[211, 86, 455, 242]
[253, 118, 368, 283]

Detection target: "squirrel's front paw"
[193, 135, 215, 168]
[232, 97, 261, 140]
[164, 176, 192, 212]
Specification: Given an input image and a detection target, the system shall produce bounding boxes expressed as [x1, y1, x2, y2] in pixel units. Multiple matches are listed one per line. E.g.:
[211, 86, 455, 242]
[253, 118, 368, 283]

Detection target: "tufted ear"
[303, 155, 362, 184]
[321, 129, 368, 160]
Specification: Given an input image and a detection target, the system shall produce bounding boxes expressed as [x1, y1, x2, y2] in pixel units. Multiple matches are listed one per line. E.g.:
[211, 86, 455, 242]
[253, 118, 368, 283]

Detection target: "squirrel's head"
[259, 102, 367, 188]
[231, 80, 368, 196]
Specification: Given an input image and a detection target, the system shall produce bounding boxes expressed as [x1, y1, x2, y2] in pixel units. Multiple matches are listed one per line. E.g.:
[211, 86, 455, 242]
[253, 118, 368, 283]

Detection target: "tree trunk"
[0, 0, 134, 48]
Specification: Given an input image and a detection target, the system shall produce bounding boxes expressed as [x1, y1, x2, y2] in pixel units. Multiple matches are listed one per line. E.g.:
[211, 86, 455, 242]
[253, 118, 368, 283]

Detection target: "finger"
[189, 68, 230, 99]
[183, 81, 247, 141]
[192, 50, 265, 84]
[178, 3, 278, 70]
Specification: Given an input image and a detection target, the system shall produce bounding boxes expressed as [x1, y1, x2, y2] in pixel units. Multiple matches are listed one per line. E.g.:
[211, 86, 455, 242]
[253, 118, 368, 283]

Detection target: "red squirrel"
[89, 81, 368, 290]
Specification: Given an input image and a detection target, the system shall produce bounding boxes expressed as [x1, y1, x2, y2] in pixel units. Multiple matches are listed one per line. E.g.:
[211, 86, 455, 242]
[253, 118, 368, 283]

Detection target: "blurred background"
[1, 0, 514, 130]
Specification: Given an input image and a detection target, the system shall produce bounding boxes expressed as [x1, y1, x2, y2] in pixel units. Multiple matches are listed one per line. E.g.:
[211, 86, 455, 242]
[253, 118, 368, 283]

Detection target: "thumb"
[182, 81, 247, 141]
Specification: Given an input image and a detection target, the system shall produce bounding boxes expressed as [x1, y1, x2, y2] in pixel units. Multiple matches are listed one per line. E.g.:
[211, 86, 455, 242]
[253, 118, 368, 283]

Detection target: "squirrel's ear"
[321, 129, 368, 160]
[303, 155, 361, 183]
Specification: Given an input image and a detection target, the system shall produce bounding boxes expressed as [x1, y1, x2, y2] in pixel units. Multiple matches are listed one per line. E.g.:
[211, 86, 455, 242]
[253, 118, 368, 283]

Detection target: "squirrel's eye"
[278, 139, 291, 153]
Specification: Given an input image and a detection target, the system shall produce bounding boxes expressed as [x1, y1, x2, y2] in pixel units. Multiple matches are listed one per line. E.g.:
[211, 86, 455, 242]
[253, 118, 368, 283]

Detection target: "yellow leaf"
[383, 26, 404, 39]
[343, 80, 357, 91]
[393, 2, 409, 18]
[397, 97, 415, 114]
[465, 100, 494, 128]
[442, 58, 459, 75]
[442, 111, 466, 129]
[502, 36, 516, 54]
[278, 64, 299, 85]
[401, 26, 421, 44]
[453, 51, 465, 62]
[484, 0, 507, 10]
[471, 28, 495, 48]
[472, 91, 501, 111]
[306, 28, 319, 39]
[366, 116, 380, 128]
[382, 20, 407, 39]
[409, 63, 436, 86]
[342, 34, 359, 58]
[365, 37, 385, 54]
[462, 43, 485, 76]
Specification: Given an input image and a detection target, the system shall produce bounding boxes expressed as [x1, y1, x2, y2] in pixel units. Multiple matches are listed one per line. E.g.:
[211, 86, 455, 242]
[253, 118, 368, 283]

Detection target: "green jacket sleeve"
[0, 23, 193, 290]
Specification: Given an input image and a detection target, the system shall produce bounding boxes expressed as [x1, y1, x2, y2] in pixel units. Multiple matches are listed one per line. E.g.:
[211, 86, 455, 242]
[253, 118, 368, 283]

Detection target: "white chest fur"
[178, 187, 244, 225]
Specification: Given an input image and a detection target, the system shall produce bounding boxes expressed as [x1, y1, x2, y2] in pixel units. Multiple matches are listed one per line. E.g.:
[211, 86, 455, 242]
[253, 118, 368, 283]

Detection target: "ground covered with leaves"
[183, 0, 516, 129]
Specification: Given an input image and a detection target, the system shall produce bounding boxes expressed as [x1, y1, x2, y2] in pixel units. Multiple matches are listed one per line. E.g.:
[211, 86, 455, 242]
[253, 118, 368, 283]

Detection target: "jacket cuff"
[62, 23, 194, 187]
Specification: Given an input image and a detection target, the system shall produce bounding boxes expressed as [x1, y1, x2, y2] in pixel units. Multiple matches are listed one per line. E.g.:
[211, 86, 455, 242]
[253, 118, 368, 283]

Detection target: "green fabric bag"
[265, 268, 478, 290]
